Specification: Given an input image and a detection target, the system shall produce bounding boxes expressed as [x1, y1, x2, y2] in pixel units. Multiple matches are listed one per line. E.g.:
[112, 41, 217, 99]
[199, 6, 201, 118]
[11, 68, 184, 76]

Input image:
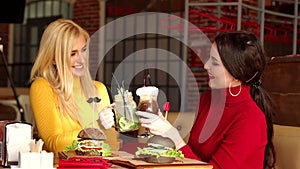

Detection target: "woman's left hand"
[136, 111, 186, 149]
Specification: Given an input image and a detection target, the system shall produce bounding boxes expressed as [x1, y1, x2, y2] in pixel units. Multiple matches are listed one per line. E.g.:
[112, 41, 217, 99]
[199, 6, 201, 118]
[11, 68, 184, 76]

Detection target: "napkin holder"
[0, 120, 32, 167]
[11, 151, 55, 169]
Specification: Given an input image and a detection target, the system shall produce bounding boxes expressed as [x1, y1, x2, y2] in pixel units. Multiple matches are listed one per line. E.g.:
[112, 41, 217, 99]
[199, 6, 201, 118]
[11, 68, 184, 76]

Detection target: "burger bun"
[145, 155, 175, 163]
[147, 135, 175, 149]
[78, 127, 106, 140]
[141, 135, 177, 163]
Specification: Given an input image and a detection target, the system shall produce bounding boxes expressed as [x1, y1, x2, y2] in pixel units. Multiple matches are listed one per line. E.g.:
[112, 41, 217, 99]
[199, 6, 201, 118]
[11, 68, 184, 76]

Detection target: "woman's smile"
[72, 64, 83, 69]
[71, 34, 87, 77]
[207, 73, 215, 80]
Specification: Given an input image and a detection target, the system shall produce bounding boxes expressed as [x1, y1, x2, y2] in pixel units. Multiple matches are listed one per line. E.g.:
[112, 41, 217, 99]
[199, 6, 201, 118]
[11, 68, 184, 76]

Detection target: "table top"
[0, 87, 29, 100]
[60, 151, 213, 169]
[1, 151, 213, 169]
[2, 164, 212, 169]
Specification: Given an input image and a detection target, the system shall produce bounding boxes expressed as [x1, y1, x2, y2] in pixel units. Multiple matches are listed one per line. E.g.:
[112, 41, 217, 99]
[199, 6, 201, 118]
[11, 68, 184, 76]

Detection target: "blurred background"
[0, 0, 299, 124]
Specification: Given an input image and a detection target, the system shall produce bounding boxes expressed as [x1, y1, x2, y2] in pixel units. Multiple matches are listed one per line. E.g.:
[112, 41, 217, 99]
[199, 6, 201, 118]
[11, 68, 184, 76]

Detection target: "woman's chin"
[72, 69, 85, 77]
[208, 82, 214, 88]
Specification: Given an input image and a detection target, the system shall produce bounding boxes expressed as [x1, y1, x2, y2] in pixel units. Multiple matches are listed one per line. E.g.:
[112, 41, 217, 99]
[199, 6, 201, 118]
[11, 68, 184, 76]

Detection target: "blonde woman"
[30, 19, 119, 154]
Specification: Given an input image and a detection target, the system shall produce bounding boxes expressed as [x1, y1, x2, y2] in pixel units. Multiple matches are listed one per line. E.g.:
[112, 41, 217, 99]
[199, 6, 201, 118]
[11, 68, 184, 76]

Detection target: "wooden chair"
[273, 124, 300, 169]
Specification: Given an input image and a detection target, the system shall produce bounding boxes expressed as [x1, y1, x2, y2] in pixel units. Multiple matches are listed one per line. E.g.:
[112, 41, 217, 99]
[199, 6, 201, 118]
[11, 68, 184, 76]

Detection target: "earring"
[229, 81, 241, 97]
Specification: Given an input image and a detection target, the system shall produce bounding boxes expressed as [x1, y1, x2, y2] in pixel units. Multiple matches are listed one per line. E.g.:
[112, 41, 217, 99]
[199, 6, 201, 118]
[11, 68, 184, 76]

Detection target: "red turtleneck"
[180, 85, 267, 169]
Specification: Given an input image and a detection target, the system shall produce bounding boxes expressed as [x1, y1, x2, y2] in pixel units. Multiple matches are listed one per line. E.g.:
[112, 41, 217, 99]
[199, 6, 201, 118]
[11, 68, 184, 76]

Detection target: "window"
[103, 0, 198, 112]
[12, 0, 72, 87]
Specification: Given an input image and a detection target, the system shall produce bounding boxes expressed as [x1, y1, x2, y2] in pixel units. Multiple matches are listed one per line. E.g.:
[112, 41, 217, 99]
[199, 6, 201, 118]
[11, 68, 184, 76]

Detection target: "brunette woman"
[137, 31, 276, 169]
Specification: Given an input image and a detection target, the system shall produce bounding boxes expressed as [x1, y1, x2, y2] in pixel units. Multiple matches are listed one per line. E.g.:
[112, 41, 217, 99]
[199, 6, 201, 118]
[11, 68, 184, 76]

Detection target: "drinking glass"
[114, 90, 139, 133]
[136, 86, 159, 138]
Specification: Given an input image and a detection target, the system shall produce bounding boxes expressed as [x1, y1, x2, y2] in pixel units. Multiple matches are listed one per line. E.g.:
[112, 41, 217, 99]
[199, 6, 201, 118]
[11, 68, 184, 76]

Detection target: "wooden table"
[110, 158, 213, 168]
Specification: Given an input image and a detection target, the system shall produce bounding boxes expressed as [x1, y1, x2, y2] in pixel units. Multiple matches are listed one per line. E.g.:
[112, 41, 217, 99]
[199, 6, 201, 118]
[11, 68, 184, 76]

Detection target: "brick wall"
[73, 0, 101, 79]
[73, 0, 100, 35]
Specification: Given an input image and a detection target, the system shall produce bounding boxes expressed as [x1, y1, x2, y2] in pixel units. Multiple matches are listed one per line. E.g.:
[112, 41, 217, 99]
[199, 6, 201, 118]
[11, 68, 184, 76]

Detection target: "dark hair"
[214, 31, 276, 169]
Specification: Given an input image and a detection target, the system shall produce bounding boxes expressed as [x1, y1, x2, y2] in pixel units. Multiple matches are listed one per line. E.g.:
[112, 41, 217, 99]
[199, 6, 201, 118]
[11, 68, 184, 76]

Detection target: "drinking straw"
[112, 73, 127, 119]
[87, 97, 101, 128]
[92, 101, 95, 127]
[121, 80, 129, 120]
[87, 97, 95, 127]
[163, 101, 170, 120]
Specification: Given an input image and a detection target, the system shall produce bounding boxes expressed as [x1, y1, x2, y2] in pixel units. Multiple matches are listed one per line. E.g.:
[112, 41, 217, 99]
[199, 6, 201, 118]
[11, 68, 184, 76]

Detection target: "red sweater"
[180, 85, 267, 169]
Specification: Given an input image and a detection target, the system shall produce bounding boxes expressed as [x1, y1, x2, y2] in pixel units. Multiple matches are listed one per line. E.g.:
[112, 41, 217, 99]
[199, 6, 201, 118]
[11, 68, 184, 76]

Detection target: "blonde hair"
[30, 19, 96, 121]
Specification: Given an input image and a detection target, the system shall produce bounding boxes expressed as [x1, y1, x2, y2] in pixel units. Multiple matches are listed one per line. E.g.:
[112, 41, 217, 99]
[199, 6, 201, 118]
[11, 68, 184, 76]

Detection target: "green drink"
[114, 89, 139, 132]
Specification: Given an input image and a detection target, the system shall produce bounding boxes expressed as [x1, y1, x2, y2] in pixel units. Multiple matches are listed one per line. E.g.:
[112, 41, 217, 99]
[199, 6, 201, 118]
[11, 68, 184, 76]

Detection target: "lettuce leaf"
[63, 140, 111, 157]
[136, 145, 184, 159]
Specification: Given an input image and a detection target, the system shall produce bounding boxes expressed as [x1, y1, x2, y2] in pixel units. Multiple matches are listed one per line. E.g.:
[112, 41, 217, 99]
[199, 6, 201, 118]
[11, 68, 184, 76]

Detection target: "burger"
[135, 135, 184, 163]
[63, 127, 111, 157]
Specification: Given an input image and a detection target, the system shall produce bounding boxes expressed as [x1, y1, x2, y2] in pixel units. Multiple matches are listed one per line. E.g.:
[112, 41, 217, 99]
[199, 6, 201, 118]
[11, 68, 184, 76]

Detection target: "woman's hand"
[136, 111, 186, 149]
[98, 103, 115, 129]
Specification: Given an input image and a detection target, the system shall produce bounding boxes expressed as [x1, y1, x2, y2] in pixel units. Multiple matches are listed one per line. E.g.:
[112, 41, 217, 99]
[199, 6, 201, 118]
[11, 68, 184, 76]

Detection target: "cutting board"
[59, 151, 213, 168]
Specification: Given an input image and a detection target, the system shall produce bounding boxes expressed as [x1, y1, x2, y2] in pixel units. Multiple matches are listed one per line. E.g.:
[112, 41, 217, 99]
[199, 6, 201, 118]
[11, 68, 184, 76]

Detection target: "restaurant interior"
[0, 0, 300, 168]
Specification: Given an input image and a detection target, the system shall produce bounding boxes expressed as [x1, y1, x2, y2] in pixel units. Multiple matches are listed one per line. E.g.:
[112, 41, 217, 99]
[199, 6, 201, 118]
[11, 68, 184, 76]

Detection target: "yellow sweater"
[30, 78, 119, 154]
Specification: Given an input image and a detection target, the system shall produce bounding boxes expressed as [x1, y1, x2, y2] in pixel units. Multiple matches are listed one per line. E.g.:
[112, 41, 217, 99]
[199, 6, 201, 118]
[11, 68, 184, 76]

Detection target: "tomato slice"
[81, 146, 91, 150]
[81, 146, 102, 151]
